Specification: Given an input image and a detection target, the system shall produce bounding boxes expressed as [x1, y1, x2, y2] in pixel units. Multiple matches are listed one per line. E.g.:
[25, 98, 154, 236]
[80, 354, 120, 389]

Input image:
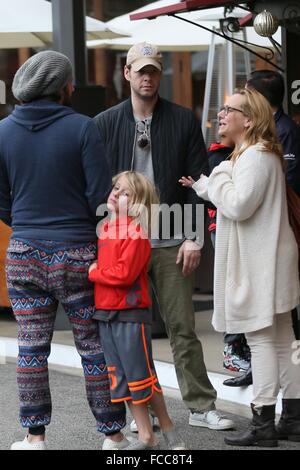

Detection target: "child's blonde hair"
[112, 171, 160, 236]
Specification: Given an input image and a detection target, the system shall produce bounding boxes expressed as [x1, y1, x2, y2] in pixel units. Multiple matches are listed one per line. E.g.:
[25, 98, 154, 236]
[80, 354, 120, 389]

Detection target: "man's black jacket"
[275, 107, 300, 196]
[94, 97, 208, 238]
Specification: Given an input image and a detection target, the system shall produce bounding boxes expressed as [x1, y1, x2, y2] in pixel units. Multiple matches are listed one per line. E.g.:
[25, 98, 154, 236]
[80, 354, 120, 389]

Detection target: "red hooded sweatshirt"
[88, 217, 151, 310]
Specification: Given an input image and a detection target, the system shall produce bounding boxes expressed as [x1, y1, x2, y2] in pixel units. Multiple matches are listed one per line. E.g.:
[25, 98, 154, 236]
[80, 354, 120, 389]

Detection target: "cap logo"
[142, 45, 154, 57]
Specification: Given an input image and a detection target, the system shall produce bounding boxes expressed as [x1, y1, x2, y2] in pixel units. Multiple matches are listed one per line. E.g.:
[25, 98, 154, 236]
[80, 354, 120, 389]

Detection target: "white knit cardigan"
[193, 144, 299, 333]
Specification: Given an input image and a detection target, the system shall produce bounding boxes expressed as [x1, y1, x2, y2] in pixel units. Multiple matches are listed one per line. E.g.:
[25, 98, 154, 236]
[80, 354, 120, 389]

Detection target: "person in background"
[182, 88, 300, 447]
[247, 70, 300, 342]
[182, 134, 252, 387]
[207, 135, 234, 248]
[0, 51, 126, 451]
[208, 136, 252, 387]
[246, 70, 300, 197]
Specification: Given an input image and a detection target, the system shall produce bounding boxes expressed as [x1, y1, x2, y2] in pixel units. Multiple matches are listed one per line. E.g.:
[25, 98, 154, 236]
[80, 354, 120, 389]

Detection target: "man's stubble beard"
[137, 89, 159, 102]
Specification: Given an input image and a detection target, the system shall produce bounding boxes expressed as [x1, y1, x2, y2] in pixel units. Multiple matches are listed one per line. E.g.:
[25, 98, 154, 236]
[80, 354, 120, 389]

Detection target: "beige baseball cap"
[126, 42, 163, 72]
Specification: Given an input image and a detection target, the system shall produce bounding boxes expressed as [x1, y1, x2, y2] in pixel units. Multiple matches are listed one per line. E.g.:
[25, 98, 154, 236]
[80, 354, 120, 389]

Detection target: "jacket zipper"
[130, 124, 138, 171]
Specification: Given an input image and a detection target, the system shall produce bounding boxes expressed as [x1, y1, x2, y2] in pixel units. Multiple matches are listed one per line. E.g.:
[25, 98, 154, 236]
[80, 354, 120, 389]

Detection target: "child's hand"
[89, 262, 98, 274]
[179, 176, 195, 188]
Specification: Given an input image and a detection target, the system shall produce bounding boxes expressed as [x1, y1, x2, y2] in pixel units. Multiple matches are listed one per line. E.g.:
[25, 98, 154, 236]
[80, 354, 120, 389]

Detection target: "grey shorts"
[98, 321, 162, 404]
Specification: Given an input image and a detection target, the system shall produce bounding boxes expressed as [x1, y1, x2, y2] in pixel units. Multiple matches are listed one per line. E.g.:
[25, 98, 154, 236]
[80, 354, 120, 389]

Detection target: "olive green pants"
[149, 245, 217, 411]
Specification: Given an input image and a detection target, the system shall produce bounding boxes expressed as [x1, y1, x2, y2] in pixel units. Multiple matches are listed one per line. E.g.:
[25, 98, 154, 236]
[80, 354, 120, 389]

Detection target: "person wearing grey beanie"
[12, 50, 73, 103]
[1, 49, 128, 450]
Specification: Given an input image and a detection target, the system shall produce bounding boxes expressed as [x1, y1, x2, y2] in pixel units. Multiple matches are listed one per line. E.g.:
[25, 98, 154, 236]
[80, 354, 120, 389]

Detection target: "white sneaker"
[130, 415, 160, 433]
[189, 410, 234, 430]
[102, 436, 134, 451]
[123, 437, 159, 451]
[10, 436, 47, 451]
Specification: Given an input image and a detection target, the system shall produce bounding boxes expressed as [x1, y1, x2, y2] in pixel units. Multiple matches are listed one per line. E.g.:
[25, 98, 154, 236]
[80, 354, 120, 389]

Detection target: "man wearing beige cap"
[94, 42, 234, 433]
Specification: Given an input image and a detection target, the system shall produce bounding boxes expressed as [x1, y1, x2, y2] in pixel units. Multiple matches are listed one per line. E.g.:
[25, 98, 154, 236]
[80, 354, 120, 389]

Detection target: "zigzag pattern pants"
[6, 238, 126, 434]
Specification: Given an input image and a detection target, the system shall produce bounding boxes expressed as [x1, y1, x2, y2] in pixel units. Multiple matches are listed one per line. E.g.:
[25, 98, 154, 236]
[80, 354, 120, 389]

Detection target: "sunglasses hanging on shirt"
[136, 120, 151, 149]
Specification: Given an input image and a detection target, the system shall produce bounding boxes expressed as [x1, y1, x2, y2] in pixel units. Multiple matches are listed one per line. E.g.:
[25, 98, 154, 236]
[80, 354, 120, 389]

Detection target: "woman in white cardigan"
[180, 88, 300, 447]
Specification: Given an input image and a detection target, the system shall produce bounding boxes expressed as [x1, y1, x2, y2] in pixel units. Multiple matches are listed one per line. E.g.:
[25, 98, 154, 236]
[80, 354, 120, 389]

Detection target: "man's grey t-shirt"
[133, 117, 155, 184]
[133, 116, 183, 249]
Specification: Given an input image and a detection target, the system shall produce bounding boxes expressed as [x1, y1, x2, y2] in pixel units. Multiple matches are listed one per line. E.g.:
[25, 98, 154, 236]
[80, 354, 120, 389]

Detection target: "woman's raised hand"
[179, 176, 195, 187]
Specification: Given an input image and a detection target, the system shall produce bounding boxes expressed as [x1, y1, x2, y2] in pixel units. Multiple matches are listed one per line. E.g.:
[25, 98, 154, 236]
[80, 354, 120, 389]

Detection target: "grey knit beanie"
[12, 50, 73, 102]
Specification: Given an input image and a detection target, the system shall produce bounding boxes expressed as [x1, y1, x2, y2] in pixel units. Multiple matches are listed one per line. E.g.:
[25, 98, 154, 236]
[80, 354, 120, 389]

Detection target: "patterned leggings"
[6, 238, 126, 434]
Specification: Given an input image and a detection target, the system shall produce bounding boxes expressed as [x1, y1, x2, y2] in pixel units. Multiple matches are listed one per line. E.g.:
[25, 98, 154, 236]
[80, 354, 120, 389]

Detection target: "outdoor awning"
[87, 1, 250, 52]
[130, 0, 252, 21]
[0, 0, 130, 49]
[87, 1, 280, 52]
[129, 0, 281, 71]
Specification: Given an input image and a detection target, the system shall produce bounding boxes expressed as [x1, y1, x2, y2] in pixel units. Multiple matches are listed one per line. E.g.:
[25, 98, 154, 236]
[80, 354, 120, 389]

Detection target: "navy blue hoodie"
[0, 100, 111, 241]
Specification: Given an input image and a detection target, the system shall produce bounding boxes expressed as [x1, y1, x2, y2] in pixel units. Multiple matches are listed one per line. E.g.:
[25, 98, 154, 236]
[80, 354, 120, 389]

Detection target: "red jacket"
[88, 217, 152, 310]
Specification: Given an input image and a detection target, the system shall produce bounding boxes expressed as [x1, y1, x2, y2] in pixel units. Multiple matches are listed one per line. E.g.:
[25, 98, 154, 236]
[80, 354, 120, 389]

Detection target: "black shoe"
[276, 399, 300, 442]
[223, 367, 252, 387]
[224, 404, 278, 447]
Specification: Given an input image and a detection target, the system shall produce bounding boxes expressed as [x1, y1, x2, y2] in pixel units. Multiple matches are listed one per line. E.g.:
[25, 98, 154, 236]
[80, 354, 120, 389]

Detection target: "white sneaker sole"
[130, 418, 160, 433]
[102, 435, 136, 450]
[189, 417, 234, 430]
[10, 441, 47, 450]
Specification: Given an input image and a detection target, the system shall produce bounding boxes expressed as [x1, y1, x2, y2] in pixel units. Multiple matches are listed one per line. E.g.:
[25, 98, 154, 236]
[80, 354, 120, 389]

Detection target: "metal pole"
[226, 33, 234, 96]
[218, 44, 225, 112]
[52, 0, 87, 86]
[243, 28, 252, 80]
[202, 29, 216, 143]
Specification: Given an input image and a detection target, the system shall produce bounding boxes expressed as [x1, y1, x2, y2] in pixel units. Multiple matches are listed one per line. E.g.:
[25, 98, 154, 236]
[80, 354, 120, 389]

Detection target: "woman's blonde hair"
[230, 87, 284, 166]
[112, 171, 160, 236]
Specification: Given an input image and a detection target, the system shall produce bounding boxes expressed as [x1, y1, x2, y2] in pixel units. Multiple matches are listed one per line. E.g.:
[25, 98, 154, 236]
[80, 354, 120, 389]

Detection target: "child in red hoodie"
[89, 171, 185, 451]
